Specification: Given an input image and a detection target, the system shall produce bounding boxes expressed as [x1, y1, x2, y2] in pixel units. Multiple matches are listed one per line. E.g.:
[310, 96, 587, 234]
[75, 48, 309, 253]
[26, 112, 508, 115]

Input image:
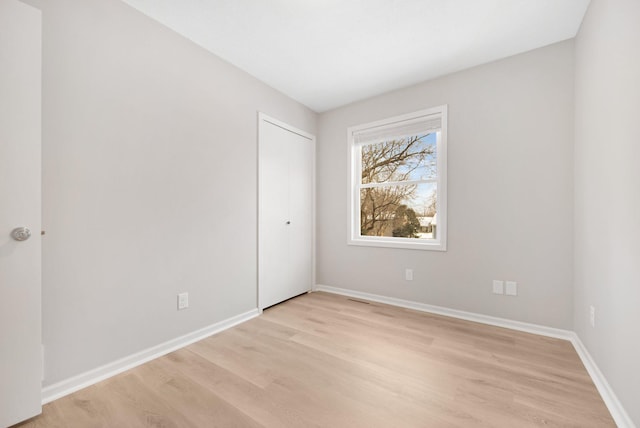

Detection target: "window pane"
[360, 183, 437, 240]
[361, 133, 437, 185]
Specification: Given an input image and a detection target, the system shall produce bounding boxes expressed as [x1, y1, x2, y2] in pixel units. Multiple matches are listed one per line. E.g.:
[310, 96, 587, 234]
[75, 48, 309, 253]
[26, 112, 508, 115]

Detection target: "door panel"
[287, 132, 313, 297]
[0, 1, 43, 426]
[258, 117, 314, 309]
[258, 121, 291, 309]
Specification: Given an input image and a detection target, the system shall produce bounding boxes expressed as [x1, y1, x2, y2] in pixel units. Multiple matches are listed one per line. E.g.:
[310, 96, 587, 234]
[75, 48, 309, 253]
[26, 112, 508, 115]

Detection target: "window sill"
[348, 237, 447, 251]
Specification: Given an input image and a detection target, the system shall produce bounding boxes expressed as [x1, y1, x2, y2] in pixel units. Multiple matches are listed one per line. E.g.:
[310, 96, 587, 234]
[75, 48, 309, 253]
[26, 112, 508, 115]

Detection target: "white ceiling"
[121, 0, 590, 112]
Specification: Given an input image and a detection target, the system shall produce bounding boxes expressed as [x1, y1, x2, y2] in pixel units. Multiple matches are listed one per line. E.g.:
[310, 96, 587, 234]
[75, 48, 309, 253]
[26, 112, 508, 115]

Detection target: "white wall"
[574, 0, 640, 425]
[30, 0, 316, 386]
[317, 41, 575, 329]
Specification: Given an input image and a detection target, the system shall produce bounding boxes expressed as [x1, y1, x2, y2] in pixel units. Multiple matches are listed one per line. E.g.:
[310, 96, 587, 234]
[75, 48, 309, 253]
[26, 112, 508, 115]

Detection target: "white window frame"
[347, 105, 447, 251]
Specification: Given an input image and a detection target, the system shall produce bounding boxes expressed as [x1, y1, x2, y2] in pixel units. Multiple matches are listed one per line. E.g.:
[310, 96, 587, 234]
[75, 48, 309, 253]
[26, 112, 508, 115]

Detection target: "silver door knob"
[11, 227, 31, 241]
[286, 221, 291, 225]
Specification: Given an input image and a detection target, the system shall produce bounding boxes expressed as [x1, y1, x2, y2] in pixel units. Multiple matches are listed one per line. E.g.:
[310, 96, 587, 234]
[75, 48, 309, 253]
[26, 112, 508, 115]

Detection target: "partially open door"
[0, 1, 43, 426]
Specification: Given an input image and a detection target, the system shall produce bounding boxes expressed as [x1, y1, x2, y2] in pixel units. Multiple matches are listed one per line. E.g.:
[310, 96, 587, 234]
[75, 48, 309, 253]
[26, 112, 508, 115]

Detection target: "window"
[348, 105, 447, 251]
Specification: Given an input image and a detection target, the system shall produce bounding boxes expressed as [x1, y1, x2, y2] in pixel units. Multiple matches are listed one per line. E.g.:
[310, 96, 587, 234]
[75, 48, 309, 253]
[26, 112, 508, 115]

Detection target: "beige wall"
[317, 41, 575, 329]
[574, 0, 640, 425]
[30, 0, 316, 385]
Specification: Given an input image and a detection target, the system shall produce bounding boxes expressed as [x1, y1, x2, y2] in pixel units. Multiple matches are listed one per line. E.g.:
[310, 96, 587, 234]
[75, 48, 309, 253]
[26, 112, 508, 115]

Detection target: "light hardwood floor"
[17, 292, 615, 427]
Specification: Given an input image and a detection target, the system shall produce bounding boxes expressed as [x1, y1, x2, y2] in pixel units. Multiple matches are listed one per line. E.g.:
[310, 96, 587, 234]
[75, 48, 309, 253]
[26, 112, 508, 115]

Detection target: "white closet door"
[259, 115, 314, 309]
[287, 134, 313, 294]
[0, 1, 42, 426]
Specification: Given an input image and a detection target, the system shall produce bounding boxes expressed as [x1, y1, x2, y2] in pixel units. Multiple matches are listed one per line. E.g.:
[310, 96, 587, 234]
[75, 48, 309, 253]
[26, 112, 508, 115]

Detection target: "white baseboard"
[41, 309, 260, 405]
[314, 284, 636, 428]
[569, 333, 636, 428]
[314, 284, 573, 339]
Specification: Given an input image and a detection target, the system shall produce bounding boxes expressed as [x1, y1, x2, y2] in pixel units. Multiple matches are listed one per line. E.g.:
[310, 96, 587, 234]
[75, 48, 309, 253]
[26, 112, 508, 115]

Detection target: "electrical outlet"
[178, 292, 189, 310]
[505, 281, 517, 296]
[589, 305, 595, 327]
[405, 269, 413, 281]
[492, 280, 504, 295]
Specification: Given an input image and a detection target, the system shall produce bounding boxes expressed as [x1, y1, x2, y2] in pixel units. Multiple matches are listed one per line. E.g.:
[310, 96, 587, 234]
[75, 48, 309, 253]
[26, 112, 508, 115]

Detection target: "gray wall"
[33, 0, 316, 386]
[23, 4, 639, 424]
[574, 0, 640, 424]
[317, 41, 575, 329]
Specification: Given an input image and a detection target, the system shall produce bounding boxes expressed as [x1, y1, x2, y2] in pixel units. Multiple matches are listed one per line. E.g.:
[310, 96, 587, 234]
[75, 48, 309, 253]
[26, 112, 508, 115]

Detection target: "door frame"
[257, 112, 316, 311]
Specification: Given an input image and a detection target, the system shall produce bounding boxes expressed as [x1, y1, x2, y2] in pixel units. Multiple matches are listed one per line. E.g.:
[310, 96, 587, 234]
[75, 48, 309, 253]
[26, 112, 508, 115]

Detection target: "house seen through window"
[348, 106, 447, 251]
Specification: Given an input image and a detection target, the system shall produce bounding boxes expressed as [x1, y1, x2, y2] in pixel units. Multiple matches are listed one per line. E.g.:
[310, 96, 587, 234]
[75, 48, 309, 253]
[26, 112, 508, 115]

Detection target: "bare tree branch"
[359, 134, 434, 237]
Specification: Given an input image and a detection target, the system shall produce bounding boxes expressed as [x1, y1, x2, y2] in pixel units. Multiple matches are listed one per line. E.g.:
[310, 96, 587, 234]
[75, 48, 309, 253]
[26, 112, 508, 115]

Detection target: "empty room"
[1, 0, 638, 426]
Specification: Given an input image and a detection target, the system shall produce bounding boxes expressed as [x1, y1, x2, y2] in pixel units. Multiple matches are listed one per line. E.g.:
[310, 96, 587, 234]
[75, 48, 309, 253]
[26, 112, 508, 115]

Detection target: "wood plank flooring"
[16, 292, 615, 427]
